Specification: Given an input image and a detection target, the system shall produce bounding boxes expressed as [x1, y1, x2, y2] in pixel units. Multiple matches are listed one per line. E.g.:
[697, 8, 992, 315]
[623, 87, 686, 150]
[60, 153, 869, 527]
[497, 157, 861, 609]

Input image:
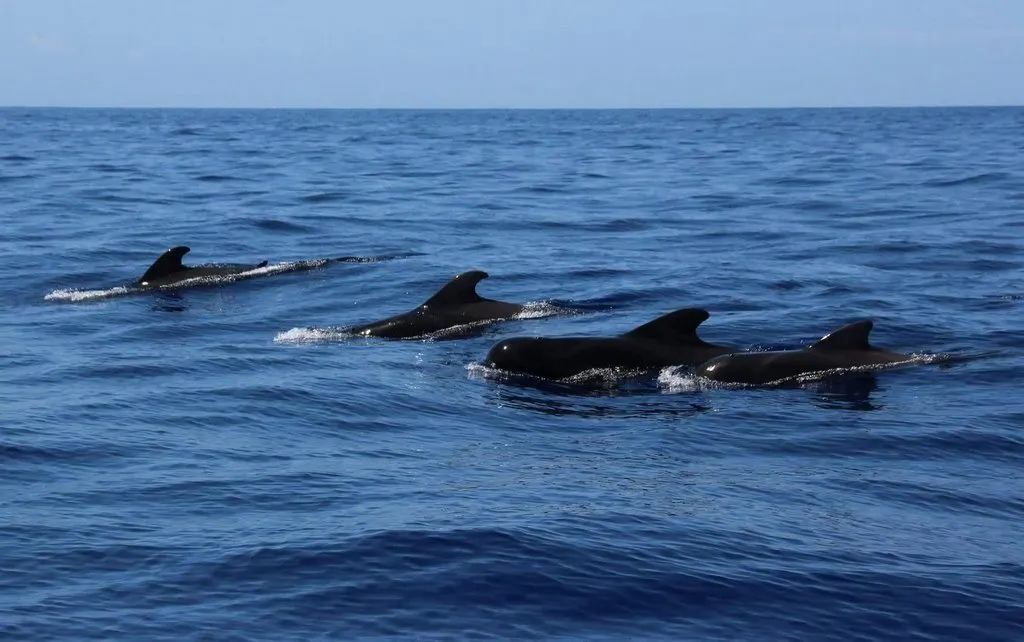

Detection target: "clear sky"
[2, 0, 1022, 108]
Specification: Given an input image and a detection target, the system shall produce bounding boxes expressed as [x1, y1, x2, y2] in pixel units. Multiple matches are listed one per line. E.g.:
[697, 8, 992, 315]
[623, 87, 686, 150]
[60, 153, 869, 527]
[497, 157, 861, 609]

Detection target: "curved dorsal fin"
[422, 270, 488, 307]
[139, 246, 190, 284]
[624, 308, 711, 343]
[810, 320, 873, 351]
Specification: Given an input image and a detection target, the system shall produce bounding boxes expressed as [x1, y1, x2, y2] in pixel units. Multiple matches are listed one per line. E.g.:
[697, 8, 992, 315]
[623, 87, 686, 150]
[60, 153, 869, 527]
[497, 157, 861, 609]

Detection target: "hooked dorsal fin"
[810, 320, 873, 351]
[624, 308, 711, 343]
[422, 270, 488, 307]
[138, 246, 190, 284]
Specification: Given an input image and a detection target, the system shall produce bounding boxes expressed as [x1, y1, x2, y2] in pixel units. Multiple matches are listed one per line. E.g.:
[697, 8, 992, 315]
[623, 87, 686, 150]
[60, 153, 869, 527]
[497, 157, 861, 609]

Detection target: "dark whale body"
[696, 320, 915, 385]
[348, 270, 525, 339]
[485, 308, 736, 380]
[137, 246, 374, 289]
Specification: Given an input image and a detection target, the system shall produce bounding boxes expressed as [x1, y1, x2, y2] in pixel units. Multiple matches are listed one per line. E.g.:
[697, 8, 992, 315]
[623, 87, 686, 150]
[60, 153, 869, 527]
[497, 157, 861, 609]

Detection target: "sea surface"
[1, 107, 1022, 641]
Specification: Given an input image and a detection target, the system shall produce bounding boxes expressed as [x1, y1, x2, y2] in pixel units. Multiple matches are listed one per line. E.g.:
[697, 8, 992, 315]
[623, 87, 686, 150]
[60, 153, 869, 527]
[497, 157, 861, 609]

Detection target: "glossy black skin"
[348, 270, 525, 339]
[696, 320, 913, 385]
[136, 246, 371, 289]
[485, 308, 736, 380]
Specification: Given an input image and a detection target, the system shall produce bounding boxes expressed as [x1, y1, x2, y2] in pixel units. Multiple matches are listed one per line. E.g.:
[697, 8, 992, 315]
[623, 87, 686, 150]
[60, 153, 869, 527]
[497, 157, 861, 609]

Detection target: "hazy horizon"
[3, 0, 1022, 110]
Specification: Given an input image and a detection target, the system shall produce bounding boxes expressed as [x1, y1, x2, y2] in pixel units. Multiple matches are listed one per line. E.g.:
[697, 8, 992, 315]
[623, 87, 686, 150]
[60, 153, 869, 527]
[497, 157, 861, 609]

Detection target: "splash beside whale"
[485, 308, 736, 380]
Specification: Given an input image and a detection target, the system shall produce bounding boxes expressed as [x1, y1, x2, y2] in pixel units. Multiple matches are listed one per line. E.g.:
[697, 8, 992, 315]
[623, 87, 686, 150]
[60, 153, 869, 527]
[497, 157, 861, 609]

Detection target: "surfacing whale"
[137, 246, 376, 289]
[696, 320, 916, 385]
[485, 308, 736, 380]
[348, 270, 525, 339]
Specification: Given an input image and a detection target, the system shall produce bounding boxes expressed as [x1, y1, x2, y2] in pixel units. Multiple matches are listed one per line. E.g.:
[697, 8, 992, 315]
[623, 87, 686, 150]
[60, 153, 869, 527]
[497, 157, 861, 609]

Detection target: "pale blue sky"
[2, 0, 1022, 108]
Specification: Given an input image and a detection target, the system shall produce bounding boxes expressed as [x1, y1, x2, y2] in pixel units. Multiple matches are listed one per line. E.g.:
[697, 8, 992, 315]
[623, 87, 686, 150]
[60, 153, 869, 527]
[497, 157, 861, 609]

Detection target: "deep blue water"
[2, 107, 1023, 641]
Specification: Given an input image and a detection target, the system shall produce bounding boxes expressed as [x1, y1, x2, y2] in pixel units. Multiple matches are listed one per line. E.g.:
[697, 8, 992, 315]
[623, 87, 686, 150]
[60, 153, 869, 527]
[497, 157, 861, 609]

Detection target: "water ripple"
[3, 107, 1023, 641]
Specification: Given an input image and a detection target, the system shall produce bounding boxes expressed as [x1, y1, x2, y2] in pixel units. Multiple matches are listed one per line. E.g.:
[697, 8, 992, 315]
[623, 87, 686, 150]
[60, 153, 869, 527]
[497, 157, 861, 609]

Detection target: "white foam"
[657, 366, 707, 393]
[515, 301, 581, 320]
[256, 260, 328, 276]
[44, 286, 133, 302]
[563, 366, 650, 387]
[273, 326, 349, 344]
[465, 362, 492, 379]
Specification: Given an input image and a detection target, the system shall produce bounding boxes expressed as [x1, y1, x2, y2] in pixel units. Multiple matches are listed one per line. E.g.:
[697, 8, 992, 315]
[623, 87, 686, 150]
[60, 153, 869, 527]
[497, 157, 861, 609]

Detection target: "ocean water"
[1, 107, 1022, 641]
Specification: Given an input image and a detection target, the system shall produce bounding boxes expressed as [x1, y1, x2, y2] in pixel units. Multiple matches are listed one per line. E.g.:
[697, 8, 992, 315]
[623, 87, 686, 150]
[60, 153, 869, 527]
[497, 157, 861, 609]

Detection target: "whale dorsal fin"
[139, 246, 190, 284]
[422, 270, 488, 307]
[810, 320, 873, 351]
[624, 308, 711, 343]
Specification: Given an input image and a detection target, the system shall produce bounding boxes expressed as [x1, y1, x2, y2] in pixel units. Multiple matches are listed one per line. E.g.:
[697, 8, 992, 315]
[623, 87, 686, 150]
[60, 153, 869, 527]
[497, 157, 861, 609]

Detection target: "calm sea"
[1, 107, 1022, 641]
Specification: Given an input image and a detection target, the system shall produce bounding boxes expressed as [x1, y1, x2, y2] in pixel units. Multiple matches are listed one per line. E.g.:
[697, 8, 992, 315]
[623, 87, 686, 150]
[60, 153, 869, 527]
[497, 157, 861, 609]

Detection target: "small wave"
[763, 176, 834, 187]
[0, 173, 34, 183]
[91, 163, 136, 174]
[292, 123, 332, 133]
[770, 279, 805, 291]
[615, 142, 657, 151]
[195, 174, 241, 182]
[300, 191, 348, 203]
[923, 172, 1011, 187]
[793, 199, 840, 212]
[171, 127, 201, 136]
[561, 267, 633, 279]
[94, 193, 170, 204]
[600, 218, 650, 232]
[470, 201, 513, 211]
[1, 154, 33, 162]
[251, 219, 314, 233]
[512, 185, 564, 194]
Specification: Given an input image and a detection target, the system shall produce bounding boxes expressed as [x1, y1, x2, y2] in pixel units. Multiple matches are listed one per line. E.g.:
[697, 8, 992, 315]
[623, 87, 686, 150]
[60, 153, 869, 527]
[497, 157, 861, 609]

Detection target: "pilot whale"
[347, 270, 527, 339]
[485, 308, 736, 380]
[696, 320, 916, 385]
[137, 246, 376, 289]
